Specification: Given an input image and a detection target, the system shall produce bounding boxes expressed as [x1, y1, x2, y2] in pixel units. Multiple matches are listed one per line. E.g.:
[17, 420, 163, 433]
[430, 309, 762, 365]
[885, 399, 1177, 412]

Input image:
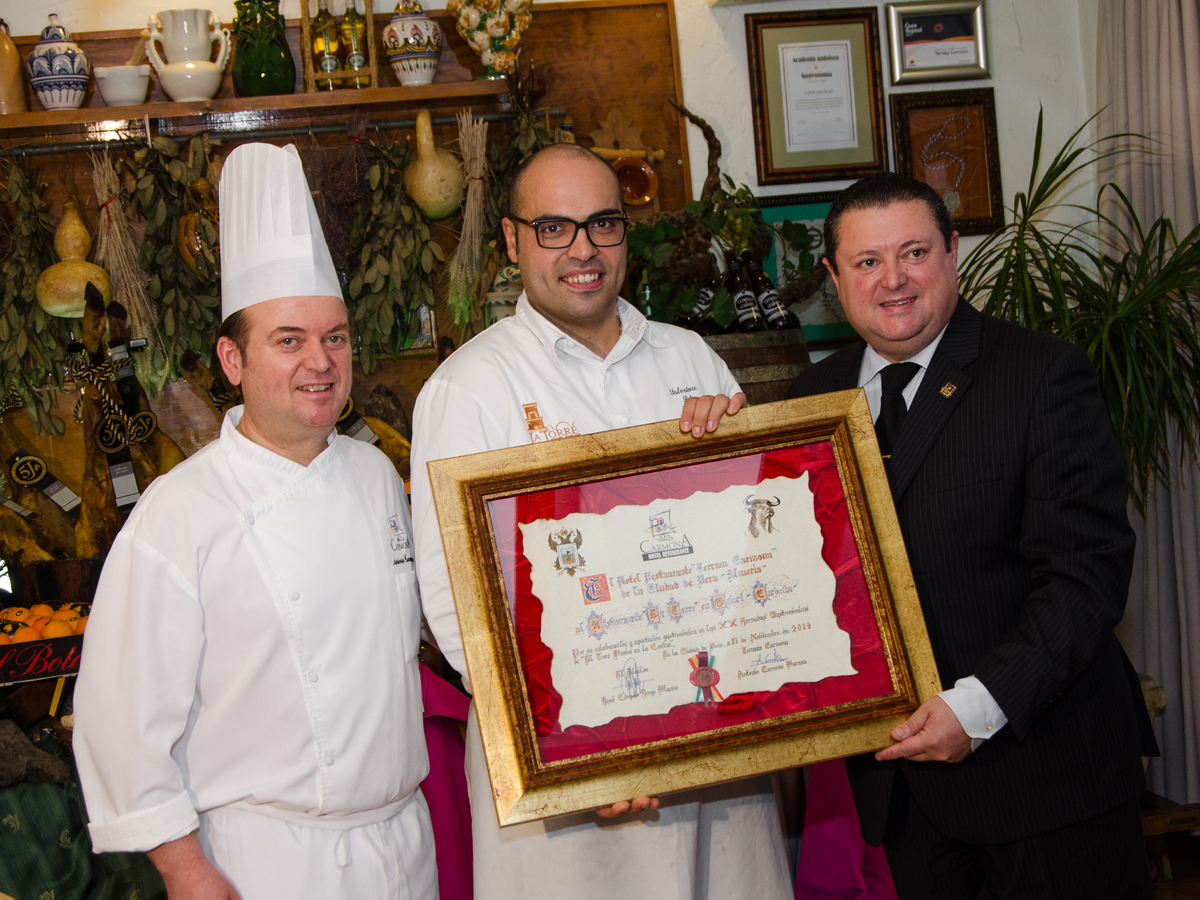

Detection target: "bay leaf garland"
[346, 137, 443, 373]
[0, 162, 70, 435]
[130, 136, 221, 379]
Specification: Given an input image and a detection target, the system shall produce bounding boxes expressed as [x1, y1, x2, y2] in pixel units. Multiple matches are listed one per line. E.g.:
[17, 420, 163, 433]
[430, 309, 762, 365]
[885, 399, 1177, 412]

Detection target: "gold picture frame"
[745, 8, 888, 186]
[427, 392, 941, 826]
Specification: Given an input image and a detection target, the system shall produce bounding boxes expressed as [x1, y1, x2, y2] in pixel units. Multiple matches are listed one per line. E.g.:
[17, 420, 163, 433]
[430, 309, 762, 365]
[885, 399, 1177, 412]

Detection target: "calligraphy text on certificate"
[520, 473, 855, 731]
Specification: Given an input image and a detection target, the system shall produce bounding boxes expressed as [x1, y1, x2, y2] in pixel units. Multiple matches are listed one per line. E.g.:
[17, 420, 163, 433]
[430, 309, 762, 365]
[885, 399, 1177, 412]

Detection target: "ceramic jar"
[0, 20, 27, 114]
[25, 15, 90, 111]
[146, 8, 230, 102]
[383, 0, 442, 87]
[447, 0, 531, 80]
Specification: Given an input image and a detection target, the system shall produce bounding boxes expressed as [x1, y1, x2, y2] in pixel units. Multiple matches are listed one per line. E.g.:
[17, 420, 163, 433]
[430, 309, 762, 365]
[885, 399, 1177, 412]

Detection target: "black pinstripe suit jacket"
[787, 298, 1146, 845]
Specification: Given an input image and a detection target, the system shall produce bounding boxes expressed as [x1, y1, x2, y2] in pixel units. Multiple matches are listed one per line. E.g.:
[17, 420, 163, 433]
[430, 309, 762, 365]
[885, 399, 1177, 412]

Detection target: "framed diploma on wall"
[428, 392, 942, 826]
[744, 8, 888, 186]
[890, 87, 1004, 236]
[886, 1, 990, 85]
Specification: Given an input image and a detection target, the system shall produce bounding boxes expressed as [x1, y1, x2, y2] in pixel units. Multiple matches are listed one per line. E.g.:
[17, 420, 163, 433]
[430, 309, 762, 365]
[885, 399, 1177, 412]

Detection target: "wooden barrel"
[703, 329, 811, 405]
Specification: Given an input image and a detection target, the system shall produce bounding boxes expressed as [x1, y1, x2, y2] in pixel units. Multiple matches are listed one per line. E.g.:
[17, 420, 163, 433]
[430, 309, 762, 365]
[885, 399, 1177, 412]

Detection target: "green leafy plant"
[346, 137, 444, 372]
[958, 110, 1200, 508]
[0, 162, 71, 434]
[130, 136, 222, 377]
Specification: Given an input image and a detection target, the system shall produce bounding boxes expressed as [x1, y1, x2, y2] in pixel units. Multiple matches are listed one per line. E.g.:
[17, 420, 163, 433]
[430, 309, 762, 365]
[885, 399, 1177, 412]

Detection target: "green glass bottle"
[230, 0, 296, 97]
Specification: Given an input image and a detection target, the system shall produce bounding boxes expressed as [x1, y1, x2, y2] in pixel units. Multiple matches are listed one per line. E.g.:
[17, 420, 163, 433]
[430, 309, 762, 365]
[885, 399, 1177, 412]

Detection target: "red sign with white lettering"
[0, 635, 83, 684]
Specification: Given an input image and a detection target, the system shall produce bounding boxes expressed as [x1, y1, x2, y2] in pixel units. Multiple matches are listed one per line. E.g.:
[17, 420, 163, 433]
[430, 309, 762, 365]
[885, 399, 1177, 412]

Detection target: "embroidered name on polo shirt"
[669, 385, 699, 396]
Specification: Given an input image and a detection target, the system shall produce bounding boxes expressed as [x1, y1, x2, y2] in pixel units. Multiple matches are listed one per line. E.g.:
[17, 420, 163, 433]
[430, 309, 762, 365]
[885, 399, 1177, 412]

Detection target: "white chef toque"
[218, 142, 342, 320]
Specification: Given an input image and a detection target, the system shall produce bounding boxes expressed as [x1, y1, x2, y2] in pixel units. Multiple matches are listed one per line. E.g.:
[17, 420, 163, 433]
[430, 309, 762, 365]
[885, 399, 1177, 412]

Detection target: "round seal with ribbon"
[689, 650, 724, 706]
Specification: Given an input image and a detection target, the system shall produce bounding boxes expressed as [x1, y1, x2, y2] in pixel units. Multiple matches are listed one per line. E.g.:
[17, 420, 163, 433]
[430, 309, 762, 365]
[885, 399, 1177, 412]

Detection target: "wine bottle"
[726, 257, 765, 333]
[312, 0, 342, 90]
[339, 4, 369, 89]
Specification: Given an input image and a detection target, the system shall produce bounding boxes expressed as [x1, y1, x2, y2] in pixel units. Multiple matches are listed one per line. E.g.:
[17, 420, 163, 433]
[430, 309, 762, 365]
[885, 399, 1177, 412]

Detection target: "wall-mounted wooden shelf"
[0, 80, 510, 143]
[1, 18, 509, 149]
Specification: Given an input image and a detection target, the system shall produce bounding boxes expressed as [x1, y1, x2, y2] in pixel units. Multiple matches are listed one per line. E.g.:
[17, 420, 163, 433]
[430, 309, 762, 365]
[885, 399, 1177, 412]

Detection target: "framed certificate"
[886, 1, 990, 84]
[428, 392, 941, 826]
[744, 8, 888, 186]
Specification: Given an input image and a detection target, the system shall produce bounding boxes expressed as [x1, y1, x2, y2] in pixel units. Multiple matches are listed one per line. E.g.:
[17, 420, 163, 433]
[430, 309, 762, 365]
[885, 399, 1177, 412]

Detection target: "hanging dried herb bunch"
[0, 162, 71, 434]
[346, 134, 444, 372]
[90, 149, 171, 396]
[130, 135, 222, 376]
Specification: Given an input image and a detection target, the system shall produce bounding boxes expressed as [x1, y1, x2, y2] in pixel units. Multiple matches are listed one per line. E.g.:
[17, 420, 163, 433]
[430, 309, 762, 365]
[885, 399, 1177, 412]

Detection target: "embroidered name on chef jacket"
[522, 401, 581, 444]
[389, 515, 414, 567]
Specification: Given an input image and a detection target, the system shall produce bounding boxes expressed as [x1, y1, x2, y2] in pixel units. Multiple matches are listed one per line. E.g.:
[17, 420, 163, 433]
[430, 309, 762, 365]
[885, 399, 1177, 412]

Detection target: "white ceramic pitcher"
[147, 8, 229, 102]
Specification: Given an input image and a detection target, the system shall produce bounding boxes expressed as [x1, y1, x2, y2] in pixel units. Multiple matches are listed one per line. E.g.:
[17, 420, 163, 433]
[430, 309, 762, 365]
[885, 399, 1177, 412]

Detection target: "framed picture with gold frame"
[428, 392, 941, 826]
[744, 8, 888, 186]
[890, 87, 1004, 236]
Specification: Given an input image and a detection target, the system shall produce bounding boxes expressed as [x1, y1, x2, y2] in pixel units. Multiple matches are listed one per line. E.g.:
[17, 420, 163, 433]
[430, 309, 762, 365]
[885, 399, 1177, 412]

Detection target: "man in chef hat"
[74, 143, 437, 900]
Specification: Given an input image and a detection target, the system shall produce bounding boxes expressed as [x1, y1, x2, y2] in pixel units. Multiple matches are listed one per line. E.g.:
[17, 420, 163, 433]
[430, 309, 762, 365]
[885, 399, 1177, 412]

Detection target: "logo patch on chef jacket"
[523, 402, 582, 444]
[389, 515, 413, 566]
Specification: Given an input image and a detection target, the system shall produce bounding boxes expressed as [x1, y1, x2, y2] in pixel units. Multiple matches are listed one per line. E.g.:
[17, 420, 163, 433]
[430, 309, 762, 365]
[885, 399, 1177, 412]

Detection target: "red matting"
[488, 441, 894, 763]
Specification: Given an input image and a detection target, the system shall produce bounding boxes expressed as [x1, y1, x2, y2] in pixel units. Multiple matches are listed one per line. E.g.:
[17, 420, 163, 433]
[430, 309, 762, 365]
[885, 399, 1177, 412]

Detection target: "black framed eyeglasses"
[510, 215, 630, 249]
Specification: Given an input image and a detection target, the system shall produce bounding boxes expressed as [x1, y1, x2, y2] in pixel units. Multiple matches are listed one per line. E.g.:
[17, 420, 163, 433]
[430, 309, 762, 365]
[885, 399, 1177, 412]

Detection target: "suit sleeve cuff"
[939, 675, 1009, 751]
[87, 791, 198, 853]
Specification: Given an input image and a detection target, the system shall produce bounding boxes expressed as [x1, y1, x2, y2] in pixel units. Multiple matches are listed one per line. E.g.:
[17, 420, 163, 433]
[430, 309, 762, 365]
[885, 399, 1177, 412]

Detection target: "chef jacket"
[74, 407, 428, 855]
[409, 295, 792, 900]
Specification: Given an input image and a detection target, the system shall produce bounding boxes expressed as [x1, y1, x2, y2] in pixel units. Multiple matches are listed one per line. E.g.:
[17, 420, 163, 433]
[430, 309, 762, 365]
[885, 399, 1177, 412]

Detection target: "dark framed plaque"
[890, 87, 1004, 236]
[428, 393, 941, 825]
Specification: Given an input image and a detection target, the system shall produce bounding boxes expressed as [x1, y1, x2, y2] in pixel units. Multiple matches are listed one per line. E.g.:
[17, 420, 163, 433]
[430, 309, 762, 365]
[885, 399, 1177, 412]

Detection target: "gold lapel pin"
[940, 382, 957, 398]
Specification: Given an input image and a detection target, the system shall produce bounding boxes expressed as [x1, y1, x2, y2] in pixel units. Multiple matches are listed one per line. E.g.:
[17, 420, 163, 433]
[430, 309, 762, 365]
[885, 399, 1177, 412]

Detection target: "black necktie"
[875, 362, 921, 462]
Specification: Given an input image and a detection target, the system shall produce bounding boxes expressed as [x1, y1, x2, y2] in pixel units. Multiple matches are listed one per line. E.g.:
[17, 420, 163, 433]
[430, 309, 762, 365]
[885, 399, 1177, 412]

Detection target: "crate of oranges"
[0, 601, 88, 685]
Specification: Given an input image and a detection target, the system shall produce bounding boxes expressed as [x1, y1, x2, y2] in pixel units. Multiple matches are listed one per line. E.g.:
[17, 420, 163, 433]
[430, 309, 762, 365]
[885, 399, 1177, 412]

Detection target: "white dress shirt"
[857, 329, 1008, 749]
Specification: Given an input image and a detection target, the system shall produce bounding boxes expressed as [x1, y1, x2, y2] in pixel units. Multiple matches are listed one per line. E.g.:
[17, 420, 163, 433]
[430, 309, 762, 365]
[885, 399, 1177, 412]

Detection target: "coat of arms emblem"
[548, 527, 585, 576]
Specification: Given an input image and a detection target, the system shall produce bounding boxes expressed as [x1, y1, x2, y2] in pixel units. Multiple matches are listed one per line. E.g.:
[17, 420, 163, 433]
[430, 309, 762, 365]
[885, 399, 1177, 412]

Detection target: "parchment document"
[778, 40, 858, 154]
[519, 473, 855, 731]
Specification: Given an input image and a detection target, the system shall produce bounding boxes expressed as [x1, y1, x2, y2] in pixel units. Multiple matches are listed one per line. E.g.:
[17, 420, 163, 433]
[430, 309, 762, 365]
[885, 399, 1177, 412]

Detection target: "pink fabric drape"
[794, 761, 898, 900]
[420, 663, 473, 900]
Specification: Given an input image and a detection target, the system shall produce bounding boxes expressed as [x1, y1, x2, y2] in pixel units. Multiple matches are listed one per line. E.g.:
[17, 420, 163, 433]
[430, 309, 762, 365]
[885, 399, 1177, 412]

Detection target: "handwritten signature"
[619, 657, 652, 699]
[749, 649, 788, 667]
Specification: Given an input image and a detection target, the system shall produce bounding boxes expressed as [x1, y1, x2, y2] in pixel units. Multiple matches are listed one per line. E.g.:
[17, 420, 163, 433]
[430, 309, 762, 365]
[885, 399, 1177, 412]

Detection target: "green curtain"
[0, 733, 165, 900]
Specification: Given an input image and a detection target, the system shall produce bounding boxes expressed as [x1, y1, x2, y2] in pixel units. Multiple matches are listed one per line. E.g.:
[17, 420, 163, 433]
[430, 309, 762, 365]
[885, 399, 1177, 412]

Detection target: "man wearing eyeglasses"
[408, 144, 792, 900]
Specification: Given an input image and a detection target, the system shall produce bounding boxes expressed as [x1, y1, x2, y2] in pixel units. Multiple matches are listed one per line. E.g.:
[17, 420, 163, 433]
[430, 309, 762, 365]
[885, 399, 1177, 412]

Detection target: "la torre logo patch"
[522, 402, 581, 444]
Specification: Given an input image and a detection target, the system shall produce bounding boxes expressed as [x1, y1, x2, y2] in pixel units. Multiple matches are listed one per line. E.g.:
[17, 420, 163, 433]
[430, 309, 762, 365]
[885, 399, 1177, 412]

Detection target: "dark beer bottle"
[726, 256, 765, 333]
[743, 253, 796, 330]
[677, 272, 725, 336]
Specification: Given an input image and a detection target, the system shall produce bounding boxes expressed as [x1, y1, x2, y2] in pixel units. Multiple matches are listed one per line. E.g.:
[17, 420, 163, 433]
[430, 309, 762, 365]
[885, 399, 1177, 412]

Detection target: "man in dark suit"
[788, 173, 1152, 898]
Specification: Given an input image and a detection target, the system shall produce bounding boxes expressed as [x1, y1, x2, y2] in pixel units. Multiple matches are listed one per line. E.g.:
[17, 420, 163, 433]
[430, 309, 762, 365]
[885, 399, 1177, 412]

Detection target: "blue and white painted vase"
[26, 14, 90, 111]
